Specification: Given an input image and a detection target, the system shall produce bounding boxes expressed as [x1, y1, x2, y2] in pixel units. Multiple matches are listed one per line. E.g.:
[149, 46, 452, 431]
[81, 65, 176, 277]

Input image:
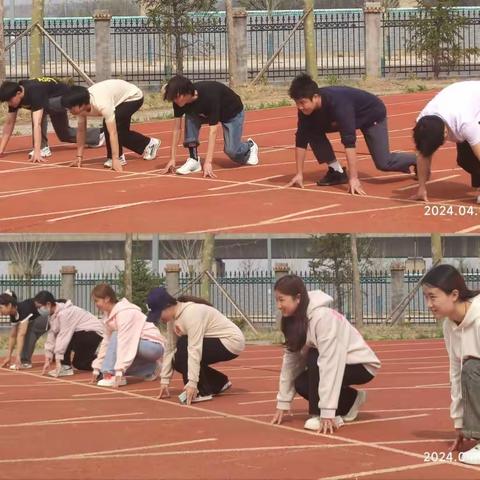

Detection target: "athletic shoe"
[316, 167, 348, 186]
[104, 154, 127, 168]
[304, 415, 344, 431]
[460, 443, 480, 465]
[9, 364, 18, 370]
[218, 381, 232, 394]
[48, 365, 74, 377]
[143, 138, 161, 160]
[176, 157, 202, 175]
[97, 375, 127, 387]
[246, 138, 259, 165]
[20, 363, 32, 369]
[97, 131, 106, 148]
[145, 362, 162, 382]
[178, 390, 213, 404]
[28, 146, 52, 158]
[343, 390, 367, 422]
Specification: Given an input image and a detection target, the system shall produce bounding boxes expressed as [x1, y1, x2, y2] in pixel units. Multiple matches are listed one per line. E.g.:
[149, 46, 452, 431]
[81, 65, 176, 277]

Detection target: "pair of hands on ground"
[271, 409, 338, 435]
[157, 384, 198, 405]
[286, 174, 366, 196]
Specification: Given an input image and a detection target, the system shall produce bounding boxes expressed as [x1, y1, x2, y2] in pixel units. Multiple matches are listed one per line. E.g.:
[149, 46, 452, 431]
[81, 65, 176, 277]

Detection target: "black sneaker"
[317, 167, 348, 186]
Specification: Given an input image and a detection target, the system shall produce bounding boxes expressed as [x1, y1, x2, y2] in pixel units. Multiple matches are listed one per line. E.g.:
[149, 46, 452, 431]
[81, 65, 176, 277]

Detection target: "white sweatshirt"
[443, 293, 480, 429]
[276, 290, 381, 418]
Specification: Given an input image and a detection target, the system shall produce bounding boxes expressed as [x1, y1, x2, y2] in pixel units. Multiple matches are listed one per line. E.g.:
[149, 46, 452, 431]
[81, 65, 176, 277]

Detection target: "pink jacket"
[92, 298, 165, 376]
[44, 301, 104, 361]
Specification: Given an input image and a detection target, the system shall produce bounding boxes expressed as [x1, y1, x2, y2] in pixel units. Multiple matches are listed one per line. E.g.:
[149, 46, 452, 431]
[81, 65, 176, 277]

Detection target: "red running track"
[0, 91, 479, 233]
[0, 340, 479, 479]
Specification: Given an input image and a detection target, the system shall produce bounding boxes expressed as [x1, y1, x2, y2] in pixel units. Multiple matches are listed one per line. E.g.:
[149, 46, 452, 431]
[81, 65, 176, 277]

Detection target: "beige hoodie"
[443, 293, 480, 429]
[92, 298, 165, 377]
[160, 302, 245, 389]
[276, 290, 381, 418]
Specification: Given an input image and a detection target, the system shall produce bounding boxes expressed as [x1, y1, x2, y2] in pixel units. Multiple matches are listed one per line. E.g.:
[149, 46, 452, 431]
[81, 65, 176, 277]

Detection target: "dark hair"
[33, 290, 57, 306]
[274, 274, 310, 352]
[0, 81, 22, 102]
[177, 294, 213, 307]
[0, 291, 18, 306]
[163, 75, 195, 102]
[288, 73, 319, 101]
[92, 283, 118, 303]
[61, 85, 90, 109]
[413, 115, 445, 157]
[421, 264, 480, 300]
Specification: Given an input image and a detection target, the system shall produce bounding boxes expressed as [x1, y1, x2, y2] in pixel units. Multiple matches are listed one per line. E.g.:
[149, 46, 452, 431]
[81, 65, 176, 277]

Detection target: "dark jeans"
[456, 141, 480, 188]
[174, 336, 237, 396]
[309, 118, 416, 173]
[103, 98, 150, 158]
[34, 96, 101, 148]
[61, 331, 103, 371]
[461, 358, 480, 440]
[294, 348, 374, 416]
[20, 315, 49, 364]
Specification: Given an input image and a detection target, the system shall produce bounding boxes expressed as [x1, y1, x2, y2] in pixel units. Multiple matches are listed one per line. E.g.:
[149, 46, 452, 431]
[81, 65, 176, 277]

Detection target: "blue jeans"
[184, 110, 252, 164]
[101, 332, 164, 378]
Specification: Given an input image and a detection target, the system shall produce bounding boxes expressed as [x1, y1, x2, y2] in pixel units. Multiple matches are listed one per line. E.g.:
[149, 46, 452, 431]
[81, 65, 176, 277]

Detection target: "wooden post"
[350, 234, 363, 327]
[303, 0, 317, 81]
[431, 234, 443, 265]
[200, 234, 215, 301]
[225, 0, 237, 88]
[390, 262, 405, 325]
[30, 0, 45, 78]
[124, 234, 133, 301]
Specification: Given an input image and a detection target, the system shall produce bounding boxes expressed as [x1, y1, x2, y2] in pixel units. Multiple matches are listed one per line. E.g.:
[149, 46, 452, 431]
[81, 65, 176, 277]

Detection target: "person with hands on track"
[160, 75, 259, 178]
[270, 274, 380, 434]
[146, 287, 245, 406]
[90, 284, 165, 388]
[286, 74, 416, 195]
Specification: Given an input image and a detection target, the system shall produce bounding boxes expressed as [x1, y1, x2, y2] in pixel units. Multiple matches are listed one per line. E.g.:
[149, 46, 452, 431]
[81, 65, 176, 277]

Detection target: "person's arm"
[203, 124, 219, 178]
[104, 118, 122, 172]
[14, 320, 29, 365]
[0, 325, 18, 367]
[345, 147, 366, 195]
[286, 148, 307, 188]
[30, 109, 46, 164]
[160, 322, 178, 386]
[74, 115, 87, 168]
[159, 117, 182, 174]
[0, 112, 18, 155]
[411, 153, 431, 202]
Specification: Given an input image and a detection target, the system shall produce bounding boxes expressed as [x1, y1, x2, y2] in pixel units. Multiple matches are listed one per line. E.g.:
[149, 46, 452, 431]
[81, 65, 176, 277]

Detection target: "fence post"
[232, 8, 248, 85]
[60, 266, 77, 302]
[274, 263, 290, 328]
[390, 262, 405, 325]
[93, 10, 112, 82]
[364, 2, 383, 78]
[165, 264, 181, 295]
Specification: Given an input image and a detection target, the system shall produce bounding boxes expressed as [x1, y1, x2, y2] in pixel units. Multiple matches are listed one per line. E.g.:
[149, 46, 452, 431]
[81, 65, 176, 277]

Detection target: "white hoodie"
[443, 293, 480, 429]
[276, 290, 381, 418]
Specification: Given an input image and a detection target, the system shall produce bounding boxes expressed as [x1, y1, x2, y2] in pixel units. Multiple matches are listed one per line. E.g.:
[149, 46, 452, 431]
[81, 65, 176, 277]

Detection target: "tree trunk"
[303, 0, 317, 81]
[200, 234, 215, 301]
[30, 0, 45, 78]
[431, 234, 443, 266]
[174, 30, 183, 74]
[351, 234, 363, 327]
[124, 233, 133, 301]
[0, 1, 5, 82]
[225, 0, 237, 87]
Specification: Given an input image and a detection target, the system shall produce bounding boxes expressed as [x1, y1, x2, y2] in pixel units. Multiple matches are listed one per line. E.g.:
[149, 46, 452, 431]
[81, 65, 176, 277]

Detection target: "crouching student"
[34, 291, 104, 377]
[0, 291, 45, 369]
[271, 275, 380, 434]
[146, 287, 245, 405]
[91, 284, 165, 388]
[421, 264, 480, 465]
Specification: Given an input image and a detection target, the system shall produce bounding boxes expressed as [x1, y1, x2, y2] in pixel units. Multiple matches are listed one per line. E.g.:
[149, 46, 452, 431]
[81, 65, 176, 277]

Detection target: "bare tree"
[160, 238, 203, 275]
[8, 239, 56, 277]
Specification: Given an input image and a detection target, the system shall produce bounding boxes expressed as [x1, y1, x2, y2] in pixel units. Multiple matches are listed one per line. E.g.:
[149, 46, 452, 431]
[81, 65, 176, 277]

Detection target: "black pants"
[20, 315, 49, 364]
[61, 331, 102, 371]
[103, 98, 150, 158]
[456, 141, 480, 188]
[294, 348, 374, 416]
[174, 336, 237, 396]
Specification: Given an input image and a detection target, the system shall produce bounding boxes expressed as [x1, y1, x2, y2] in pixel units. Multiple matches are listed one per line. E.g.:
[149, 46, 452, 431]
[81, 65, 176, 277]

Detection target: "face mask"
[38, 306, 50, 316]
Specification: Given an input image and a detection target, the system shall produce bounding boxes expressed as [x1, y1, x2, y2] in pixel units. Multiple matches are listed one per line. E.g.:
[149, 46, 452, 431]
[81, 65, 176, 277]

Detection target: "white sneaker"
[176, 157, 202, 175]
[218, 381, 232, 394]
[97, 375, 127, 387]
[28, 146, 52, 158]
[178, 391, 213, 404]
[304, 415, 344, 431]
[9, 364, 18, 370]
[104, 154, 127, 168]
[143, 137, 161, 160]
[48, 365, 74, 377]
[20, 363, 32, 369]
[246, 138, 259, 166]
[97, 131, 106, 148]
[460, 443, 480, 465]
[343, 390, 367, 422]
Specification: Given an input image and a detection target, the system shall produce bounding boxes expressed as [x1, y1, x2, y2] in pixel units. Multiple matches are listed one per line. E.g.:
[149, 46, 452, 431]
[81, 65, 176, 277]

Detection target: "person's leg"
[173, 335, 189, 385]
[71, 331, 103, 371]
[461, 358, 480, 440]
[362, 118, 416, 173]
[20, 315, 48, 364]
[293, 348, 320, 415]
[40, 111, 49, 149]
[309, 134, 347, 186]
[100, 332, 118, 375]
[183, 114, 203, 158]
[336, 364, 375, 416]
[222, 110, 252, 164]
[114, 99, 150, 155]
[456, 142, 480, 189]
[126, 339, 164, 378]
